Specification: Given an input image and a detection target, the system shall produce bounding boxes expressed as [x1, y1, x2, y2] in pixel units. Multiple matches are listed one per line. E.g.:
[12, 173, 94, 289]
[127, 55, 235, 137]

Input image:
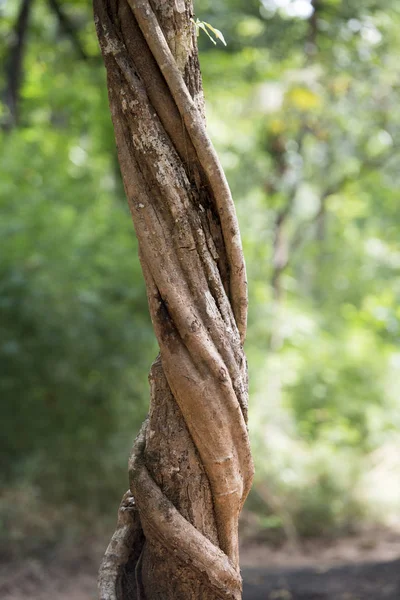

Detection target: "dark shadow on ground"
[243, 559, 400, 599]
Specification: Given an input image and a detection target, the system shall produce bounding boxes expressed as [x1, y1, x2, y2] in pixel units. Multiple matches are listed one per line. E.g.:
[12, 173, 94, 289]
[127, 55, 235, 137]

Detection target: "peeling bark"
[93, 1, 254, 598]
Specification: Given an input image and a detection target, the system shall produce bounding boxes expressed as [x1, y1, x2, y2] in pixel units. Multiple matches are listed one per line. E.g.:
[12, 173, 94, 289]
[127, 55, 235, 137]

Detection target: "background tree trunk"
[93, 1, 254, 598]
[3, 0, 33, 129]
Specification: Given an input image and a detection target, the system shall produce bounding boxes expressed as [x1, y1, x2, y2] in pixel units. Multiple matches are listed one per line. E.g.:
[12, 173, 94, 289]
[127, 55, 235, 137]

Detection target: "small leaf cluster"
[191, 17, 227, 46]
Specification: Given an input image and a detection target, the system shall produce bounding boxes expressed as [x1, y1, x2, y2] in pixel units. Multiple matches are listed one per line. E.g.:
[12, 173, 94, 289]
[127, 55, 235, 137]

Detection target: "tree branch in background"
[269, 131, 307, 301]
[270, 150, 391, 304]
[47, 0, 87, 60]
[271, 192, 296, 302]
[3, 0, 33, 129]
[307, 0, 322, 55]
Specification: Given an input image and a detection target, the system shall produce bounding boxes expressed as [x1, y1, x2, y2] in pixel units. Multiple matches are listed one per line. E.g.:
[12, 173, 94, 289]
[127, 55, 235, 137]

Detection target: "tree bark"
[93, 1, 254, 598]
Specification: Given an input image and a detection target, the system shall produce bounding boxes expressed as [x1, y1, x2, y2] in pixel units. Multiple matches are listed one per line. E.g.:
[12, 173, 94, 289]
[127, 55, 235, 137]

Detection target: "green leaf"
[190, 17, 200, 37]
[197, 21, 217, 45]
[203, 21, 227, 46]
[190, 17, 227, 46]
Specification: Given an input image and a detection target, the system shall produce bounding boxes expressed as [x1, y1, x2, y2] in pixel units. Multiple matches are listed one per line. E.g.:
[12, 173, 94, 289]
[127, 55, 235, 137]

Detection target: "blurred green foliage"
[1, 0, 400, 554]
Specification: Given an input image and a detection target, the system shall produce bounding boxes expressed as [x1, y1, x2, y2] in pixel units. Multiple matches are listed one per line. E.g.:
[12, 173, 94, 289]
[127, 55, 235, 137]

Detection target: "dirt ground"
[1, 528, 400, 599]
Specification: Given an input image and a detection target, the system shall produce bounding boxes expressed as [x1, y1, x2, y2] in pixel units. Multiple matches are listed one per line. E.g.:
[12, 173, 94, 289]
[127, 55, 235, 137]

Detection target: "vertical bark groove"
[94, 1, 254, 598]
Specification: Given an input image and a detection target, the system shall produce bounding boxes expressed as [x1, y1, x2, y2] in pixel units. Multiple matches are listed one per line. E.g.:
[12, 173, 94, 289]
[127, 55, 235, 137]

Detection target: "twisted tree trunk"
[94, 1, 254, 598]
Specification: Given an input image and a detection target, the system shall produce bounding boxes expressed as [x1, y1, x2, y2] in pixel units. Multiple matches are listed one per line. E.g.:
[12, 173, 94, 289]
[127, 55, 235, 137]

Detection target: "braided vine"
[94, 1, 254, 598]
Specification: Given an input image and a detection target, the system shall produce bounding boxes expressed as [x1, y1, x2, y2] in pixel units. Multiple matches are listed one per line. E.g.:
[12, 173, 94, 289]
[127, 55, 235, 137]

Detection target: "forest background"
[1, 0, 400, 561]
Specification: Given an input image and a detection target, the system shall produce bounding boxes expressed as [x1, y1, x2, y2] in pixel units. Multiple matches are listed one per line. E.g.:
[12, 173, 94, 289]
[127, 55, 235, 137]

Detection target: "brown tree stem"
[126, 0, 248, 342]
[94, 1, 253, 598]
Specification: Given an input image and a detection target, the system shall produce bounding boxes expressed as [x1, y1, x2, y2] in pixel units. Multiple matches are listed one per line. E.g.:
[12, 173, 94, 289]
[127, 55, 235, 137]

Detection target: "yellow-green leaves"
[286, 87, 322, 111]
[191, 18, 227, 46]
